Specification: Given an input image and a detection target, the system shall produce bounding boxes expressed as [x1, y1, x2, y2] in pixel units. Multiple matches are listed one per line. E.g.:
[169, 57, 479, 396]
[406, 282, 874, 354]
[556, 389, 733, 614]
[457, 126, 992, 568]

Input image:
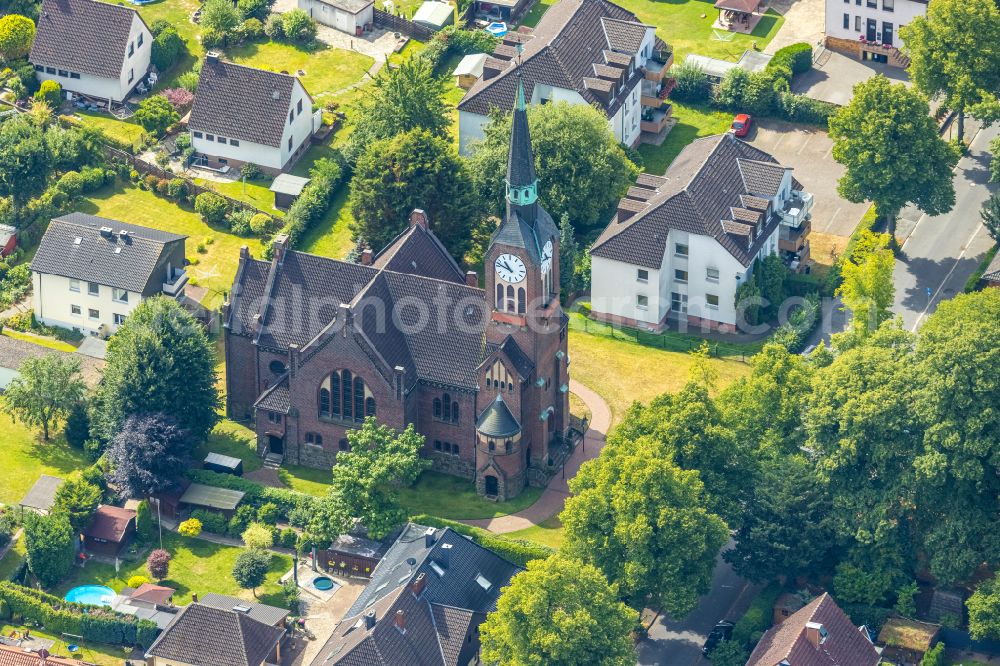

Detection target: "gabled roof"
[30, 0, 145, 79]
[254, 374, 290, 414]
[311, 523, 521, 666]
[84, 505, 136, 543]
[146, 603, 284, 666]
[198, 593, 290, 627]
[19, 474, 65, 512]
[592, 133, 798, 268]
[30, 213, 185, 294]
[746, 593, 881, 666]
[128, 583, 176, 606]
[372, 222, 467, 284]
[457, 0, 651, 119]
[190, 56, 310, 149]
[0, 644, 79, 666]
[476, 395, 522, 437]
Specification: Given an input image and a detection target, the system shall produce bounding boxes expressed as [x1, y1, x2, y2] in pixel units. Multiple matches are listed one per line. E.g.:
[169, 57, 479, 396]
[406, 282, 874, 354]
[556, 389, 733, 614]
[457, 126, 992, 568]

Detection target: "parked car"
[731, 113, 753, 137]
[702, 620, 735, 655]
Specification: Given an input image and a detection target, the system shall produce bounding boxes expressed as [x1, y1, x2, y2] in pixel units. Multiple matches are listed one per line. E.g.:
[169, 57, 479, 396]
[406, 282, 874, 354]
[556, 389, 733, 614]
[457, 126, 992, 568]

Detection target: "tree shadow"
[896, 253, 984, 314]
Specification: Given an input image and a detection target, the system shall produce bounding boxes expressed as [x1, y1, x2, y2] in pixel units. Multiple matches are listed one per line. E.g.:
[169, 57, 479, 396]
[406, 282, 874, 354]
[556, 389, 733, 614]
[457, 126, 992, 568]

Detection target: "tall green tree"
[93, 297, 219, 442]
[900, 0, 1000, 143]
[968, 575, 1000, 640]
[0, 13, 35, 61]
[346, 58, 449, 163]
[0, 115, 49, 206]
[480, 556, 638, 666]
[836, 229, 896, 339]
[53, 474, 103, 534]
[558, 213, 578, 302]
[467, 101, 638, 235]
[349, 128, 484, 260]
[982, 190, 1000, 242]
[23, 512, 76, 588]
[200, 0, 241, 33]
[561, 436, 729, 616]
[2, 354, 86, 441]
[828, 75, 959, 238]
[315, 418, 430, 541]
[724, 457, 838, 583]
[911, 289, 1000, 583]
[232, 549, 270, 598]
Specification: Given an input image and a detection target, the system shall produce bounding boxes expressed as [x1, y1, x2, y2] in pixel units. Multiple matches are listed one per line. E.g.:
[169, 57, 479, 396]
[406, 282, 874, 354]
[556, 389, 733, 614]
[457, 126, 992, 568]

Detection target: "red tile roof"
[0, 645, 79, 666]
[84, 505, 135, 543]
[129, 583, 175, 605]
[746, 593, 880, 666]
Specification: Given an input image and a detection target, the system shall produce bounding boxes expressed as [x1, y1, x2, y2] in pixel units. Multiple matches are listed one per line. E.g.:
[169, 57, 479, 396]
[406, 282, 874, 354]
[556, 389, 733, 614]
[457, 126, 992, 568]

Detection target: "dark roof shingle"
[30, 0, 144, 79]
[84, 505, 135, 543]
[147, 603, 284, 666]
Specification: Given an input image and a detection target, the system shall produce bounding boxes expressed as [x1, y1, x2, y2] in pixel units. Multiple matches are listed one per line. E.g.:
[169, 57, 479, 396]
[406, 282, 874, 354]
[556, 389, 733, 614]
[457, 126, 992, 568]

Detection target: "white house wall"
[825, 0, 926, 47]
[459, 110, 490, 155]
[32, 272, 141, 336]
[117, 15, 154, 97]
[299, 0, 373, 34]
[590, 255, 663, 326]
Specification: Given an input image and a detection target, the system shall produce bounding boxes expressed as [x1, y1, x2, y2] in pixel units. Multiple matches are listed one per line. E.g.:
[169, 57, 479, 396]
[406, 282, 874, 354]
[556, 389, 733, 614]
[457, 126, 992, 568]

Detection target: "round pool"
[65, 585, 116, 607]
[313, 576, 335, 591]
[485, 21, 507, 37]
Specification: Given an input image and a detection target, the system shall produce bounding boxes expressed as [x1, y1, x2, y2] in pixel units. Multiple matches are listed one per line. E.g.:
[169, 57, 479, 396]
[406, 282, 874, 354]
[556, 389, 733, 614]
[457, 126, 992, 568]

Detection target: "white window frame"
[636, 294, 649, 310]
[88, 308, 100, 320]
[87, 282, 100, 297]
[70, 304, 81, 316]
[706, 267, 720, 282]
[69, 279, 80, 293]
[674, 243, 689, 258]
[706, 294, 720, 309]
[112, 287, 129, 303]
[637, 269, 649, 283]
[674, 269, 688, 284]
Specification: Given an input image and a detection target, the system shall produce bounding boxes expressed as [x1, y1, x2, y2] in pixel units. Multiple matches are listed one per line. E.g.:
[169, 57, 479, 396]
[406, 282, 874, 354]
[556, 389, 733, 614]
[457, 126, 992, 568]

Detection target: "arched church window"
[319, 388, 330, 416]
[496, 284, 504, 310]
[517, 287, 526, 314]
[353, 377, 365, 423]
[365, 397, 376, 417]
[331, 373, 341, 416]
[433, 398, 442, 418]
[451, 403, 459, 424]
[506, 285, 515, 312]
[320, 370, 375, 422]
[342, 370, 353, 420]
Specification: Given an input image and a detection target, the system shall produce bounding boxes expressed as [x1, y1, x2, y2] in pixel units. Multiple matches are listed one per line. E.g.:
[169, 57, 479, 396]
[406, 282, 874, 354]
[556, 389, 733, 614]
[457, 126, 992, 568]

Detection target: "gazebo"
[714, 0, 762, 33]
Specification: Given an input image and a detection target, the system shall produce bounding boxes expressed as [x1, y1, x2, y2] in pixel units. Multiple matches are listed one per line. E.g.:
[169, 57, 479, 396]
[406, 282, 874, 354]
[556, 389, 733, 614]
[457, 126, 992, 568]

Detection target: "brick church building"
[223, 81, 569, 500]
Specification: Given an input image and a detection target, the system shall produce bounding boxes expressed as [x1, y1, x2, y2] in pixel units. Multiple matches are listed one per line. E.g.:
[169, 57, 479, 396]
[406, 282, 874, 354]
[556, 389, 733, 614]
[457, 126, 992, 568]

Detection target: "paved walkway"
[763, 0, 825, 55]
[464, 379, 611, 534]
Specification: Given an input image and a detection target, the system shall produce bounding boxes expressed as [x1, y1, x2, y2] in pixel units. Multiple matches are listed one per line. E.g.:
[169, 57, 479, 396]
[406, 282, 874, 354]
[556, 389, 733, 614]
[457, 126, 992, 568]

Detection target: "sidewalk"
[463, 379, 611, 534]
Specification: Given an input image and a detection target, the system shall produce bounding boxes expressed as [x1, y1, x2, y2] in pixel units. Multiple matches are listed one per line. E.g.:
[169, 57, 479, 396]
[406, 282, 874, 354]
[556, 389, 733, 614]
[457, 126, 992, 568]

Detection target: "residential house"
[471, 0, 530, 22]
[0, 644, 80, 666]
[30, 213, 187, 337]
[824, 0, 925, 67]
[298, 0, 373, 36]
[224, 84, 569, 500]
[83, 505, 136, 557]
[110, 583, 177, 629]
[982, 251, 1000, 288]
[745, 593, 881, 666]
[144, 602, 286, 666]
[29, 0, 153, 104]
[195, 593, 291, 629]
[310, 523, 521, 665]
[188, 53, 317, 174]
[589, 133, 814, 332]
[456, 0, 674, 154]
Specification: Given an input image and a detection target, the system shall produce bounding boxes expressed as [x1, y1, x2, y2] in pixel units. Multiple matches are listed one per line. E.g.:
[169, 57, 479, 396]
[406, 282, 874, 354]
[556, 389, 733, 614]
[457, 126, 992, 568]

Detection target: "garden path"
[462, 379, 611, 534]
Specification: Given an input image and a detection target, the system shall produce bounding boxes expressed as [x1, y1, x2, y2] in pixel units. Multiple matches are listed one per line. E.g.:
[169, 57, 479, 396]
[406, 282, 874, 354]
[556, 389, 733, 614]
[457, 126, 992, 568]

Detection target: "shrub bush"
[147, 549, 171, 580]
[178, 518, 202, 537]
[34, 79, 62, 107]
[775, 91, 836, 126]
[127, 575, 150, 588]
[249, 212, 276, 236]
[201, 28, 227, 49]
[152, 25, 185, 72]
[264, 14, 284, 39]
[228, 208, 254, 236]
[56, 170, 84, 198]
[79, 166, 108, 192]
[279, 527, 298, 549]
[732, 583, 783, 649]
[167, 178, 187, 200]
[134, 95, 179, 136]
[194, 192, 228, 226]
[240, 162, 263, 181]
[228, 504, 257, 537]
[670, 61, 712, 104]
[186, 469, 322, 521]
[189, 509, 228, 534]
[257, 502, 280, 525]
[236, 17, 264, 42]
[281, 9, 316, 43]
[768, 43, 813, 76]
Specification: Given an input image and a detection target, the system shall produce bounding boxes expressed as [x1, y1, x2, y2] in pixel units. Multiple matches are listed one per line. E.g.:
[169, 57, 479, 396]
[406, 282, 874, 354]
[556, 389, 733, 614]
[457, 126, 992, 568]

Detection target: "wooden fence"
[373, 8, 435, 41]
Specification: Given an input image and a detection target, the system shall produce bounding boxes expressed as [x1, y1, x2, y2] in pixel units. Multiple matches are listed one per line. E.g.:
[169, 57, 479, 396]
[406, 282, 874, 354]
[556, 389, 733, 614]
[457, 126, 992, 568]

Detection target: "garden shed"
[453, 53, 488, 89]
[269, 173, 311, 210]
[877, 617, 941, 664]
[179, 482, 246, 517]
[84, 504, 137, 557]
[412, 1, 454, 30]
[203, 452, 245, 476]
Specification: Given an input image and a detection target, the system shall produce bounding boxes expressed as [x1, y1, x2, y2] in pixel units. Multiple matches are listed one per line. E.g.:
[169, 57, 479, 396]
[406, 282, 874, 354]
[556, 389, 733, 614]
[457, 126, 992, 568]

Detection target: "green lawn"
[0, 623, 126, 666]
[224, 41, 374, 97]
[193, 175, 284, 217]
[0, 534, 26, 581]
[134, 0, 204, 89]
[198, 419, 264, 474]
[55, 531, 292, 608]
[507, 516, 566, 549]
[1, 329, 78, 352]
[296, 186, 355, 259]
[388, 39, 426, 67]
[280, 468, 545, 520]
[520, 0, 557, 27]
[639, 101, 733, 175]
[79, 182, 266, 307]
[0, 426, 92, 506]
[64, 111, 147, 152]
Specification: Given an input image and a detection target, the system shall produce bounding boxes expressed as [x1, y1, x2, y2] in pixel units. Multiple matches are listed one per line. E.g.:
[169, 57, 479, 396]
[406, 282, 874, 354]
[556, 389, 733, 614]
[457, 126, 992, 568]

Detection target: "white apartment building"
[189, 54, 320, 174]
[456, 0, 674, 154]
[30, 214, 187, 337]
[29, 0, 153, 104]
[590, 134, 813, 333]
[824, 0, 927, 65]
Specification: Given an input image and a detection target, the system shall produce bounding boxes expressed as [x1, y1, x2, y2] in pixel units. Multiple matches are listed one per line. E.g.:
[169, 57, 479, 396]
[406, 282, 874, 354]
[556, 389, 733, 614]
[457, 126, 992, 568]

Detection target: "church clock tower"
[477, 76, 569, 497]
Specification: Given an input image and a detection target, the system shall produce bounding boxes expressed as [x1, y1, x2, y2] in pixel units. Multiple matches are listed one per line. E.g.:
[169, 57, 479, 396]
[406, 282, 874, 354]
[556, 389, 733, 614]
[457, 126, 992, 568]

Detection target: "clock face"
[495, 253, 527, 283]
[541, 240, 553, 274]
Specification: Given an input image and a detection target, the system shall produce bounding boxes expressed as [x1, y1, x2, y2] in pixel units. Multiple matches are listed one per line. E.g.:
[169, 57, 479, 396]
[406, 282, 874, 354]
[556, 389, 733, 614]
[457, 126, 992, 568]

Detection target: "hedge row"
[732, 582, 784, 649]
[419, 26, 500, 72]
[0, 582, 159, 647]
[767, 43, 813, 76]
[410, 514, 555, 568]
[267, 156, 345, 257]
[771, 292, 821, 353]
[185, 469, 321, 522]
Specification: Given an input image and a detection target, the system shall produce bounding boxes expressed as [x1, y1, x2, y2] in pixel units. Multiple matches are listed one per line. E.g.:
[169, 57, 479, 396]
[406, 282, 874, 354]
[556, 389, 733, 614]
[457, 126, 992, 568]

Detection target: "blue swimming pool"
[485, 21, 507, 37]
[65, 585, 116, 607]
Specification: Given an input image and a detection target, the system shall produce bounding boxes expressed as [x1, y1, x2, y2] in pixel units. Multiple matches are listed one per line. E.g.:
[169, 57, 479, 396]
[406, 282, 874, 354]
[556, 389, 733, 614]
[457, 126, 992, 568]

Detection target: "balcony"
[780, 191, 814, 228]
[779, 218, 811, 253]
[640, 105, 673, 134]
[641, 81, 662, 108]
[643, 47, 674, 82]
[162, 268, 188, 297]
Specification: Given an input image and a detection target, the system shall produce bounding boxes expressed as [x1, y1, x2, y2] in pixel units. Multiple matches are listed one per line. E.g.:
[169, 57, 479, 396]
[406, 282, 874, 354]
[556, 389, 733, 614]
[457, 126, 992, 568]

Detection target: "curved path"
[464, 379, 611, 534]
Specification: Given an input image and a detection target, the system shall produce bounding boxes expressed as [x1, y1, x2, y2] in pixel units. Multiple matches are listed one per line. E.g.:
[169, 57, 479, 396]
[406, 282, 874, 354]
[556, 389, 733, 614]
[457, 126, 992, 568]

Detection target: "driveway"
[746, 119, 869, 239]
[793, 49, 909, 106]
[763, 0, 824, 56]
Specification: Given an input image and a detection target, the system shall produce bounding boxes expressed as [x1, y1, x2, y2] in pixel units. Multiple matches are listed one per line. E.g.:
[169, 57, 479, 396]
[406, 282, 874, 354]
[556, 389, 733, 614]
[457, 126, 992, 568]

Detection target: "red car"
[731, 113, 752, 137]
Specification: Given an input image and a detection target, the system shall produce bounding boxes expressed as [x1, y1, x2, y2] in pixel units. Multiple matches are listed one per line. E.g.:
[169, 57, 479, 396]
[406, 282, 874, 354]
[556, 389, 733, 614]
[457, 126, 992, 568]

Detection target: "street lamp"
[580, 415, 589, 454]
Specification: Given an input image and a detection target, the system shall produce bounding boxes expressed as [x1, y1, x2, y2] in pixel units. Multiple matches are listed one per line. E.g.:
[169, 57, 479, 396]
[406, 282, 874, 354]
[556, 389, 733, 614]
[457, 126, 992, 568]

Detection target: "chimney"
[364, 610, 376, 630]
[191, 593, 198, 603]
[804, 622, 827, 649]
[424, 527, 437, 548]
[465, 270, 478, 287]
[436, 543, 453, 569]
[338, 303, 353, 332]
[361, 248, 373, 265]
[394, 609, 406, 633]
[37, 649, 49, 665]
[409, 209, 429, 229]
[206, 51, 219, 62]
[411, 572, 427, 597]
[239, 245, 249, 260]
[288, 343, 299, 375]
[272, 233, 289, 264]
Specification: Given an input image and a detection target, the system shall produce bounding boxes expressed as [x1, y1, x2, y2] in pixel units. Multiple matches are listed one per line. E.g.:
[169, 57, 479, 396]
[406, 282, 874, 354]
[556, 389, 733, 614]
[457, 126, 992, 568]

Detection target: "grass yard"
[0, 425, 92, 506]
[64, 111, 147, 152]
[507, 516, 565, 549]
[135, 0, 204, 89]
[55, 531, 292, 608]
[0, 534, 26, 581]
[280, 467, 545, 521]
[568, 326, 751, 420]
[80, 182, 265, 307]
[521, 0, 558, 27]
[0, 623, 126, 666]
[225, 41, 374, 97]
[639, 101, 733, 175]
[193, 175, 284, 217]
[296, 180, 355, 260]
[1, 329, 78, 352]
[388, 39, 426, 67]
[199, 419, 264, 474]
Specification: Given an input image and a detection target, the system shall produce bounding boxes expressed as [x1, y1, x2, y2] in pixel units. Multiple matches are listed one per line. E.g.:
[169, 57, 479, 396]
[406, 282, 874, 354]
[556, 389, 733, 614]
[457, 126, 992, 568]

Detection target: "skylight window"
[430, 561, 445, 577]
[73, 237, 82, 245]
[475, 574, 492, 591]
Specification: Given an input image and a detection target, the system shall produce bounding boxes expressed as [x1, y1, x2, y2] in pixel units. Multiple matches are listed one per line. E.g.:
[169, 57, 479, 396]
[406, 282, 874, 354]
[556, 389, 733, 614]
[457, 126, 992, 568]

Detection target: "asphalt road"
[893, 123, 998, 331]
[637, 547, 760, 666]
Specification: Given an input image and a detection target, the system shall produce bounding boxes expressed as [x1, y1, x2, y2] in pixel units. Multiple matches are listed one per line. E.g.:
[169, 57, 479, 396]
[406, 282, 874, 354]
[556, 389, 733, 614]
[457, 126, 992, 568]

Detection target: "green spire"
[516, 76, 526, 112]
